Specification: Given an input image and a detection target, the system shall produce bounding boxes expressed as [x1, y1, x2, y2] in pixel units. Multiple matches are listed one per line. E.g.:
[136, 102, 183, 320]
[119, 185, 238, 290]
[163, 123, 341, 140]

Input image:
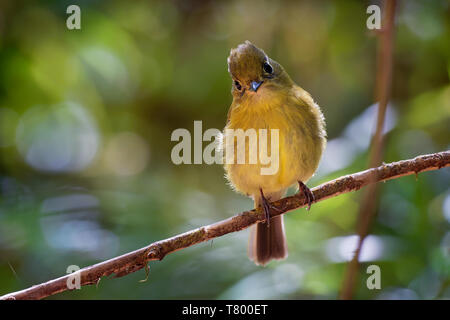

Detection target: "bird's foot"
[297, 181, 315, 211]
[259, 188, 281, 227]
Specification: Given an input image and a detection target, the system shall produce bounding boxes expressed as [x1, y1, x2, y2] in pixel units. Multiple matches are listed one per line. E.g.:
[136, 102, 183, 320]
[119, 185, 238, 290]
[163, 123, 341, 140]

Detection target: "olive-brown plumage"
[222, 41, 326, 266]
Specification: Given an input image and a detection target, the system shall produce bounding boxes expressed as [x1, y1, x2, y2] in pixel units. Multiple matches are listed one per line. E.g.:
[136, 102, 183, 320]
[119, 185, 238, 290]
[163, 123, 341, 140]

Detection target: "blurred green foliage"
[0, 0, 449, 299]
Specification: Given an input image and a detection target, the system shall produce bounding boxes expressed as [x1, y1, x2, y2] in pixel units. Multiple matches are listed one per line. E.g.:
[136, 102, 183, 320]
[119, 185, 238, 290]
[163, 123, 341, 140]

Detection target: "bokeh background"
[0, 0, 449, 299]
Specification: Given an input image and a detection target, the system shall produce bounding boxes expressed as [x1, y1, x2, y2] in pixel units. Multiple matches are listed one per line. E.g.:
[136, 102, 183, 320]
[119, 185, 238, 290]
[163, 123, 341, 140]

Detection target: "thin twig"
[1, 151, 449, 300]
[340, 0, 397, 300]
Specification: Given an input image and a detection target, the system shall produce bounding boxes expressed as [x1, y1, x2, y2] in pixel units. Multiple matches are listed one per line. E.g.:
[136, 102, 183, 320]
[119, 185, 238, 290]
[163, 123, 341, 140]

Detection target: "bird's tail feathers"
[248, 191, 288, 266]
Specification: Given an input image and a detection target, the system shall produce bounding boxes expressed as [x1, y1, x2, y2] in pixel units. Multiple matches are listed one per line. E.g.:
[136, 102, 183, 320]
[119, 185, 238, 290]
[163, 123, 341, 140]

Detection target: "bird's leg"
[297, 181, 315, 211]
[259, 188, 281, 226]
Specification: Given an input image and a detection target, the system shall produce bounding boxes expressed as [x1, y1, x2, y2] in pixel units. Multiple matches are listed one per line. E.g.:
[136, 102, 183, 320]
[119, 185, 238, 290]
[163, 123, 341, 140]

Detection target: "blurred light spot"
[16, 102, 100, 173]
[180, 190, 218, 225]
[41, 194, 99, 214]
[40, 193, 118, 260]
[80, 47, 136, 103]
[376, 287, 419, 300]
[442, 193, 450, 223]
[201, 246, 239, 264]
[81, 47, 127, 83]
[317, 103, 396, 176]
[325, 235, 384, 262]
[0, 108, 19, 147]
[409, 270, 441, 299]
[220, 265, 303, 299]
[40, 216, 119, 260]
[317, 138, 359, 174]
[344, 103, 397, 150]
[272, 263, 304, 295]
[401, 1, 444, 40]
[220, 270, 273, 299]
[105, 132, 150, 176]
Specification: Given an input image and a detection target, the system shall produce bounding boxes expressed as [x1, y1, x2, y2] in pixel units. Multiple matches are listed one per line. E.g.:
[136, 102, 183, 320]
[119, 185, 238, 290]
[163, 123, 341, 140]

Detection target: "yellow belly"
[223, 101, 324, 196]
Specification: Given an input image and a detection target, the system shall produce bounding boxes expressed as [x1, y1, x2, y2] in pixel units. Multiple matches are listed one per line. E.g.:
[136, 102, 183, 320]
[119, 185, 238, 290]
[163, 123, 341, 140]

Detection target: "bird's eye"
[263, 61, 273, 74]
[234, 80, 242, 90]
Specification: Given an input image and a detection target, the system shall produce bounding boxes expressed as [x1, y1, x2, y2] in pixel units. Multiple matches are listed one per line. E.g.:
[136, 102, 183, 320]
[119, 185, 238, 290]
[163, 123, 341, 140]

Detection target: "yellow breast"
[223, 86, 326, 196]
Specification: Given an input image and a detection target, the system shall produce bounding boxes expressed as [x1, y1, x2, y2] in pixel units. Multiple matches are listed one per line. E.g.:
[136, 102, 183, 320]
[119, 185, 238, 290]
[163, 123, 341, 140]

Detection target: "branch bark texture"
[1, 151, 449, 300]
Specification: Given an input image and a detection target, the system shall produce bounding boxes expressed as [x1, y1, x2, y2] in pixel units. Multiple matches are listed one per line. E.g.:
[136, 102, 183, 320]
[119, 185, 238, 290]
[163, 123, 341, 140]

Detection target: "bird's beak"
[250, 81, 263, 92]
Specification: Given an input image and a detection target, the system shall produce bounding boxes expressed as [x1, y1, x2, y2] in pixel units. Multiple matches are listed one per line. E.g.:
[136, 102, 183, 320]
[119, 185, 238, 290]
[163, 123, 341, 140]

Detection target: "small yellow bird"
[222, 41, 326, 266]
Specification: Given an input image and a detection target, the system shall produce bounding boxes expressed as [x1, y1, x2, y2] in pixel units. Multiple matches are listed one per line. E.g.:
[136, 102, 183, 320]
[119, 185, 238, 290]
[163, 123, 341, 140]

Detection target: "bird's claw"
[259, 188, 281, 227]
[297, 181, 315, 211]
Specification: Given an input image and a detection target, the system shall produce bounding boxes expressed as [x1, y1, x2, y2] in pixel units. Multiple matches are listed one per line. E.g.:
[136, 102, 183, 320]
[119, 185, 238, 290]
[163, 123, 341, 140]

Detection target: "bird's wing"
[291, 85, 316, 109]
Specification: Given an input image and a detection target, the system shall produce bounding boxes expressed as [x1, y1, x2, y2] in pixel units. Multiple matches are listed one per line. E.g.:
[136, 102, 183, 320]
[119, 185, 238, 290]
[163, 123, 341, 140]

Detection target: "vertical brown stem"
[340, 0, 397, 300]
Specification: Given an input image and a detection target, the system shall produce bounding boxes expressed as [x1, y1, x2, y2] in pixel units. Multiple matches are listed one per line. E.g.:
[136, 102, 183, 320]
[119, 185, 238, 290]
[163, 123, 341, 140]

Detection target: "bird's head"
[227, 41, 291, 98]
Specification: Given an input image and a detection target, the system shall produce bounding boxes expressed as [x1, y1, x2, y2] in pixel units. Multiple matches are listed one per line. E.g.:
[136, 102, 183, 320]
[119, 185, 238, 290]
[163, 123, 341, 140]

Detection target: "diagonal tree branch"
[1, 151, 449, 300]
